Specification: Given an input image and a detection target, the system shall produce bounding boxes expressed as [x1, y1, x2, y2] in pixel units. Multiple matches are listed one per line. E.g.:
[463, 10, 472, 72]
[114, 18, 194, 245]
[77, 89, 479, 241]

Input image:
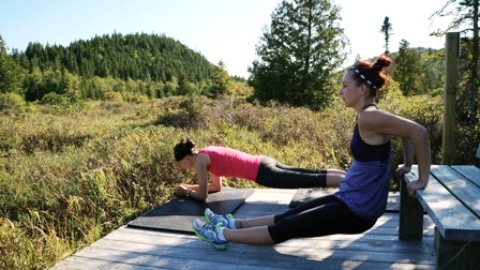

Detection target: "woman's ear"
[183, 155, 193, 168]
[359, 84, 370, 96]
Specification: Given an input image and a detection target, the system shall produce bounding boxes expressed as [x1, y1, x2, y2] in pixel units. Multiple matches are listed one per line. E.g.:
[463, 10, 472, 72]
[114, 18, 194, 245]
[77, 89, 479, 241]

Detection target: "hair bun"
[173, 138, 195, 161]
[372, 55, 392, 74]
[185, 138, 195, 148]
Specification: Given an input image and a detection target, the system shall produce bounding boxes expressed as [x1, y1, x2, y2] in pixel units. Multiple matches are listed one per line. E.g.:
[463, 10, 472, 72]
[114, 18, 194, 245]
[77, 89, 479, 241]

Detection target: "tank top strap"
[362, 103, 377, 110]
[355, 103, 377, 121]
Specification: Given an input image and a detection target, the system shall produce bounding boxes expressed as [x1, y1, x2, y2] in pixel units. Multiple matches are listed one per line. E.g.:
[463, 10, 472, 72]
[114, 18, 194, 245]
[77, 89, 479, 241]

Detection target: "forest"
[1, 32, 445, 109]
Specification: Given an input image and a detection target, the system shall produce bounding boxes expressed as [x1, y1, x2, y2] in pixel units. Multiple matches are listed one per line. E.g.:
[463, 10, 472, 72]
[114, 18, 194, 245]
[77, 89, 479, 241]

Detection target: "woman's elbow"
[420, 125, 429, 141]
[212, 185, 221, 193]
[209, 183, 222, 193]
[413, 124, 430, 144]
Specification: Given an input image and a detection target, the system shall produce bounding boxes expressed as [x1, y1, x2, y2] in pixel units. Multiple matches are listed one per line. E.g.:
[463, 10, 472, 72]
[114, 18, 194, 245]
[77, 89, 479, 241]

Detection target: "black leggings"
[255, 156, 327, 188]
[268, 195, 376, 243]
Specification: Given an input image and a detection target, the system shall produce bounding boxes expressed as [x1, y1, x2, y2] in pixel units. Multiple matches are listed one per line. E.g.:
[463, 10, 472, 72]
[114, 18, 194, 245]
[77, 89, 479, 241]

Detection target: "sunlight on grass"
[0, 94, 448, 269]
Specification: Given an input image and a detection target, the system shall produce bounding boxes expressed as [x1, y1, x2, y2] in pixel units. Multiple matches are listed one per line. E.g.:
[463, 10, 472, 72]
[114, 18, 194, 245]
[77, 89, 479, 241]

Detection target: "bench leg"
[435, 228, 480, 270]
[399, 178, 423, 240]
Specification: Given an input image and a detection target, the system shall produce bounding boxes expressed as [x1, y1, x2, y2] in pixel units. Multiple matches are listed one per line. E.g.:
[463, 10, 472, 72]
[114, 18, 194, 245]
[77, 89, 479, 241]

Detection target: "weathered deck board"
[431, 165, 480, 218]
[51, 189, 435, 270]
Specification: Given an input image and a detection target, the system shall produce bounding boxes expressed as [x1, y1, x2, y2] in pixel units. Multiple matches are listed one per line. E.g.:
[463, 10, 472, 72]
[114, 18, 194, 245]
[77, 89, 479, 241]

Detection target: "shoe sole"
[193, 225, 228, 251]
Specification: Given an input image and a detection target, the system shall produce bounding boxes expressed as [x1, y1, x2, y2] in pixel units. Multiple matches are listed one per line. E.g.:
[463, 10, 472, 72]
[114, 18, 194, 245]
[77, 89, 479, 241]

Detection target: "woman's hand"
[174, 184, 189, 196]
[394, 164, 411, 184]
[407, 180, 427, 197]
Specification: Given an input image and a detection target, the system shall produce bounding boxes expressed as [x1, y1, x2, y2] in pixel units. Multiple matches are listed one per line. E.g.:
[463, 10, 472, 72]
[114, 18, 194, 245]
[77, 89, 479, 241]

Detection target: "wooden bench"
[477, 142, 480, 159]
[399, 164, 480, 270]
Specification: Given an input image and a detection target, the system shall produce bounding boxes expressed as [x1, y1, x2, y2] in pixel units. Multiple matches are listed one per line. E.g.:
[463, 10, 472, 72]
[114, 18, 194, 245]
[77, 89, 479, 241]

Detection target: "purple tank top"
[335, 122, 391, 219]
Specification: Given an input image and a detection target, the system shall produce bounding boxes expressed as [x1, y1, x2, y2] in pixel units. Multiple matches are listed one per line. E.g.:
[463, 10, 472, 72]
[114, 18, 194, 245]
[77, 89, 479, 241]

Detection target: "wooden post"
[442, 32, 460, 165]
[435, 228, 480, 270]
[399, 177, 423, 240]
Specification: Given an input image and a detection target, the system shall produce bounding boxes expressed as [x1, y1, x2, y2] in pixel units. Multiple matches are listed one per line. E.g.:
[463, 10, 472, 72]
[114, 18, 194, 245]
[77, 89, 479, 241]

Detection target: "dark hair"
[350, 55, 392, 97]
[173, 138, 195, 161]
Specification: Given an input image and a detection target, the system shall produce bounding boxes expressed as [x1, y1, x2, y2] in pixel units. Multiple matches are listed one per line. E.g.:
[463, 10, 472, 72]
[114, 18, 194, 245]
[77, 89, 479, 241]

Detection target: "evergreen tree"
[419, 49, 445, 93]
[249, 0, 347, 110]
[392, 39, 426, 96]
[380, 16, 393, 55]
[210, 60, 231, 97]
[0, 35, 24, 94]
[24, 67, 46, 101]
[177, 72, 190, 95]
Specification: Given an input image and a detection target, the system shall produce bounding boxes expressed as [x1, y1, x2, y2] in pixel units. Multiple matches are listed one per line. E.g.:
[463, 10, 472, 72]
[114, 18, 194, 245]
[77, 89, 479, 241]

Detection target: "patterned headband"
[352, 68, 377, 90]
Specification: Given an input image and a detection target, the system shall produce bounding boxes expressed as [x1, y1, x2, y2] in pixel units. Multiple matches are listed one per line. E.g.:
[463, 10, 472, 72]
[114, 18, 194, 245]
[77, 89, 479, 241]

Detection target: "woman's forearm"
[412, 125, 431, 187]
[401, 137, 414, 168]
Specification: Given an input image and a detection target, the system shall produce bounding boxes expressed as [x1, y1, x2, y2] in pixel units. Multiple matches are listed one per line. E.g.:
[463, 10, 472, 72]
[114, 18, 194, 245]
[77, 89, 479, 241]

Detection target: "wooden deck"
[51, 189, 436, 270]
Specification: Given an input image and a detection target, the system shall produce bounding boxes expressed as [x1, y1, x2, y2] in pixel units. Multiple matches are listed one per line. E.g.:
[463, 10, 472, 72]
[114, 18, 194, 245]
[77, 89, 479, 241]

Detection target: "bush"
[103, 91, 124, 102]
[40, 91, 83, 109]
[0, 92, 26, 112]
[397, 94, 443, 164]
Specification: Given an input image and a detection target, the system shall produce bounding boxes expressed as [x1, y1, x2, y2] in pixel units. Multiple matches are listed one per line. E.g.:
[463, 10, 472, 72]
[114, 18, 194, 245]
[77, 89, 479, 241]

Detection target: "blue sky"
[1, 0, 450, 78]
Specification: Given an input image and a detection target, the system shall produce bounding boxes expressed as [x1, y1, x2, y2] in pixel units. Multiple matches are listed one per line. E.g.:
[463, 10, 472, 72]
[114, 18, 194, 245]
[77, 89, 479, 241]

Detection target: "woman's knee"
[267, 221, 291, 243]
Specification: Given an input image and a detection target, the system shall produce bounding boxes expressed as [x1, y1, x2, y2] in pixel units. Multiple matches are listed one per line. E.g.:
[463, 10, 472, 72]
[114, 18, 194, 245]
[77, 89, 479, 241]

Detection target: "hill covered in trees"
[17, 32, 216, 82]
[6, 33, 225, 102]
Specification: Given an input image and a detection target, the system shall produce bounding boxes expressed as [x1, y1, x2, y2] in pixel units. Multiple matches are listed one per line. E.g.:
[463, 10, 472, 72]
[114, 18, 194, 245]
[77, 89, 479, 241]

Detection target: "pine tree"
[380, 16, 393, 55]
[0, 35, 24, 94]
[392, 39, 426, 96]
[249, 0, 347, 110]
[210, 60, 231, 97]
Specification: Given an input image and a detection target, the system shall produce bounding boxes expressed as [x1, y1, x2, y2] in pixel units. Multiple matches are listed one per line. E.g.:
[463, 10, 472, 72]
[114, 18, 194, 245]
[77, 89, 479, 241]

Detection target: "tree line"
[0, 0, 478, 119]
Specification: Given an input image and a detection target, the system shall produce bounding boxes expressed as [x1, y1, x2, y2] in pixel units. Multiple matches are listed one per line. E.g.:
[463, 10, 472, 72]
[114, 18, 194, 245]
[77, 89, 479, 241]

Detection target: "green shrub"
[397, 94, 443, 164]
[0, 92, 26, 112]
[103, 91, 124, 102]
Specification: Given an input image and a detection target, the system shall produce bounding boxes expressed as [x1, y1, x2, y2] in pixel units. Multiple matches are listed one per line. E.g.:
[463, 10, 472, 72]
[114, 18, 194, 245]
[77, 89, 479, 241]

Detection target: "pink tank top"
[198, 146, 262, 181]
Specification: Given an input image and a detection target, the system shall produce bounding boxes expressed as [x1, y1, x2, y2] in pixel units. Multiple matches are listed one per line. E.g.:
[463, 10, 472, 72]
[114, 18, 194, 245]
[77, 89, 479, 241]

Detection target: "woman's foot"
[204, 208, 236, 229]
[192, 219, 228, 250]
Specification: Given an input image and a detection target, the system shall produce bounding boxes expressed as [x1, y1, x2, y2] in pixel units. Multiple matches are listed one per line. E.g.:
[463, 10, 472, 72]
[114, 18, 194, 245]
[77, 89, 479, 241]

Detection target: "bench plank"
[431, 165, 480, 219]
[404, 166, 480, 241]
[451, 165, 480, 188]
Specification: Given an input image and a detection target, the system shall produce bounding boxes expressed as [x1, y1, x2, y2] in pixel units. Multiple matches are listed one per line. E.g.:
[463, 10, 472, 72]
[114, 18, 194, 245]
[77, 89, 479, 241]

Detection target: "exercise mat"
[128, 188, 254, 233]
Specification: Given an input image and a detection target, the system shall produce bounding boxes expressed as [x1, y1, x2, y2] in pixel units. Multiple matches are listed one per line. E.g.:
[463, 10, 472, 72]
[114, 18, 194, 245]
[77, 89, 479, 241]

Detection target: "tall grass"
[1, 92, 473, 269]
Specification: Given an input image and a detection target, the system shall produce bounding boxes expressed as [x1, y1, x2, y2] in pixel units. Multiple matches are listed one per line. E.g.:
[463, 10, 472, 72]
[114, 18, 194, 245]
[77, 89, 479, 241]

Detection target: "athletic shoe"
[192, 219, 228, 250]
[204, 208, 235, 229]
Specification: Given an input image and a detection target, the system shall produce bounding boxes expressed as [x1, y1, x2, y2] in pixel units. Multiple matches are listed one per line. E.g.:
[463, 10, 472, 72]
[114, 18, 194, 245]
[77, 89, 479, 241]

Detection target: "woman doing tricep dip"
[191, 55, 431, 250]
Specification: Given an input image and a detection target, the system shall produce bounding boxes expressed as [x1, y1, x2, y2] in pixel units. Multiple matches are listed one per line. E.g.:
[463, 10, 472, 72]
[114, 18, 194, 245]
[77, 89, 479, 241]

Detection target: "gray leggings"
[255, 156, 327, 188]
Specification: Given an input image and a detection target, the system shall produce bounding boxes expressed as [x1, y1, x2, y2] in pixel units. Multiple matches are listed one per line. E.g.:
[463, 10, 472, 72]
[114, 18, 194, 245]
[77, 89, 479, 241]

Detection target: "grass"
[1, 92, 477, 269]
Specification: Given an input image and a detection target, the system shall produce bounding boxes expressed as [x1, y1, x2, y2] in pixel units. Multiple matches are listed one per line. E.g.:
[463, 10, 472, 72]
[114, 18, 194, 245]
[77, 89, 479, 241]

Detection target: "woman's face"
[338, 71, 362, 108]
[178, 156, 194, 170]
